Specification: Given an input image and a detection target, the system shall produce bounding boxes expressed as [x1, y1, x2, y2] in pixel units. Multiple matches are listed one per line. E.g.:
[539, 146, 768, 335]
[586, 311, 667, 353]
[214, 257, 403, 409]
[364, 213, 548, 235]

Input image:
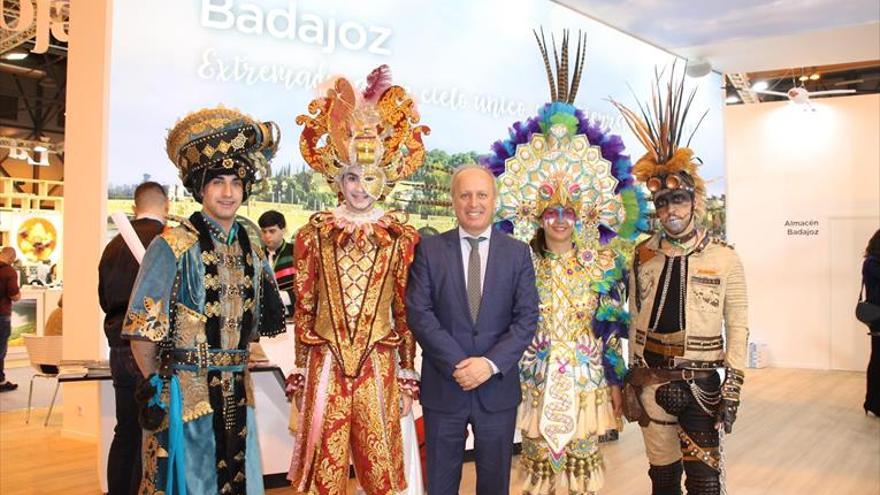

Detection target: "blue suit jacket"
[406, 228, 539, 413]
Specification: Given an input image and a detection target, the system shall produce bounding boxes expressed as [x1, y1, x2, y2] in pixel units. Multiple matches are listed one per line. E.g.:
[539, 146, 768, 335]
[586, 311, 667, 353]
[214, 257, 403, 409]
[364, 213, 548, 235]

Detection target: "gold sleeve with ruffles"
[393, 224, 419, 370]
[292, 223, 320, 371]
[387, 219, 419, 396]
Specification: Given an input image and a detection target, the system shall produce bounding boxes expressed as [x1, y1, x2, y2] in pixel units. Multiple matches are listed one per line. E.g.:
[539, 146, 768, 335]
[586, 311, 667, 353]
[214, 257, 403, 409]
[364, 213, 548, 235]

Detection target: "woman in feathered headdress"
[489, 29, 650, 495]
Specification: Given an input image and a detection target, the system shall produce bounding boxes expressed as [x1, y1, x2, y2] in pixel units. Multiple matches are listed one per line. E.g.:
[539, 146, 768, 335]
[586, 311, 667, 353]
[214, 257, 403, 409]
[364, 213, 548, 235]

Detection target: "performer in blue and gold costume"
[123, 107, 286, 495]
[489, 30, 650, 495]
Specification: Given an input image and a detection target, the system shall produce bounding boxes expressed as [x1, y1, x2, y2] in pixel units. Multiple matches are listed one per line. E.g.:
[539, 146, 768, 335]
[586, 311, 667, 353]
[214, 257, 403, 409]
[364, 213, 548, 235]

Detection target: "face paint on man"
[654, 189, 694, 236]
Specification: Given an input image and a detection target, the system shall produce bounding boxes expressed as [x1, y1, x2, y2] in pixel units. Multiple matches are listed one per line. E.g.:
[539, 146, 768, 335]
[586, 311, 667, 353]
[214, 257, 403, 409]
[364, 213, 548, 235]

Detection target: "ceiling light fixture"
[28, 150, 49, 167]
[809, 73, 820, 80]
[686, 58, 713, 78]
[798, 75, 809, 82]
[752, 80, 769, 91]
[2, 52, 28, 61]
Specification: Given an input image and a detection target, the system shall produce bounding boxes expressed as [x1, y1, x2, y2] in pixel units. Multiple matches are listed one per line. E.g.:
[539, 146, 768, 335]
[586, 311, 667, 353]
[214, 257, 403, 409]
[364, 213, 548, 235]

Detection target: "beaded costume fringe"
[521, 449, 604, 495]
[518, 385, 617, 494]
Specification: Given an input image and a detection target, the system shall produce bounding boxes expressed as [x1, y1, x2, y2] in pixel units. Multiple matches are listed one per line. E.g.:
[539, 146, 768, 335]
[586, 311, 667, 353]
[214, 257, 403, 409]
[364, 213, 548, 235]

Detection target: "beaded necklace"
[650, 254, 686, 331]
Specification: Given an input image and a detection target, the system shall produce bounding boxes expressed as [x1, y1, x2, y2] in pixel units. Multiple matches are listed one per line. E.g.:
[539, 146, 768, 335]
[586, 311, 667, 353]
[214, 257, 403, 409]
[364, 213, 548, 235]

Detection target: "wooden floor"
[1, 368, 878, 494]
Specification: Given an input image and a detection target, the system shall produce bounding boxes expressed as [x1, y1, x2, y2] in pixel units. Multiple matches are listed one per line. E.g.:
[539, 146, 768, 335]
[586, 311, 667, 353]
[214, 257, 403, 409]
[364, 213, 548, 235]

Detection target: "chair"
[21, 333, 63, 426]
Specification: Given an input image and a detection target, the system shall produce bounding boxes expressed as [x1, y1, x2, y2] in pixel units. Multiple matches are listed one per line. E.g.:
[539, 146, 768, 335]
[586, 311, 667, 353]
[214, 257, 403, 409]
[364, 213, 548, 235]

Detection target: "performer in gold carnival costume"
[610, 64, 749, 495]
[286, 65, 429, 495]
[124, 107, 287, 495]
[489, 30, 650, 495]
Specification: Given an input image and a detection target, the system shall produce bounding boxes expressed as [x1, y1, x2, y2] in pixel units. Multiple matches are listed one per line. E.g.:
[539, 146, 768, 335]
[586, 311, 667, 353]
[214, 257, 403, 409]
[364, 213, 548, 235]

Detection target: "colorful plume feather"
[534, 28, 587, 104]
[362, 64, 393, 103]
[608, 60, 709, 164]
[608, 60, 710, 216]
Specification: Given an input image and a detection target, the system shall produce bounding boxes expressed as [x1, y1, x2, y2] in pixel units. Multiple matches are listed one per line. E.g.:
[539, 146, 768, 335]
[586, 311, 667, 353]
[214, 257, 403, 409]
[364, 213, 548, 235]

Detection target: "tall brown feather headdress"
[608, 61, 709, 215]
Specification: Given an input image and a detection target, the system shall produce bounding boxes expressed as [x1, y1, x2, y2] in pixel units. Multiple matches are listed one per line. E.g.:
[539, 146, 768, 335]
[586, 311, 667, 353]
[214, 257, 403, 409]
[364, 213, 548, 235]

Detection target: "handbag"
[856, 282, 880, 325]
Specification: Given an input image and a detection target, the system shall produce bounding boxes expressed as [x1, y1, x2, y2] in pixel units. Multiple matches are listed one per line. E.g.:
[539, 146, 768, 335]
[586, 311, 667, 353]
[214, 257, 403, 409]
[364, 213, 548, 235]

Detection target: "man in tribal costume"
[610, 65, 749, 495]
[489, 30, 650, 495]
[123, 106, 286, 495]
[286, 65, 428, 495]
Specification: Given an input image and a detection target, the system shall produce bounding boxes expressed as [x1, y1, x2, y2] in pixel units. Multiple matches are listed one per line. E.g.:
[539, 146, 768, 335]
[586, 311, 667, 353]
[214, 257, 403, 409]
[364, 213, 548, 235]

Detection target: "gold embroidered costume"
[123, 107, 285, 495]
[287, 65, 428, 495]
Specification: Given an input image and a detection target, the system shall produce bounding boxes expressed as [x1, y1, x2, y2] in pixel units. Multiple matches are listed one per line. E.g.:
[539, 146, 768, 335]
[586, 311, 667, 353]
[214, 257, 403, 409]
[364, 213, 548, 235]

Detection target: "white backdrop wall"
[106, 0, 725, 198]
[725, 94, 880, 370]
[63, 0, 728, 440]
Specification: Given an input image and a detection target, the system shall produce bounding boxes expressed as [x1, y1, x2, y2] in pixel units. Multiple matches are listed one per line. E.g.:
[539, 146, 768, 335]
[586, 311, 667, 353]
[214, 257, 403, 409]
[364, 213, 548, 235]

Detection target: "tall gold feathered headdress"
[296, 65, 430, 201]
[608, 61, 709, 216]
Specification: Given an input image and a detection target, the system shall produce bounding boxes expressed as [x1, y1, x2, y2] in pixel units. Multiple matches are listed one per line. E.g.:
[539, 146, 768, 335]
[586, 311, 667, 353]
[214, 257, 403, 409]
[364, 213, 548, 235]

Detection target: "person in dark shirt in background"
[98, 181, 168, 494]
[0, 246, 22, 392]
[259, 210, 295, 315]
[862, 229, 880, 417]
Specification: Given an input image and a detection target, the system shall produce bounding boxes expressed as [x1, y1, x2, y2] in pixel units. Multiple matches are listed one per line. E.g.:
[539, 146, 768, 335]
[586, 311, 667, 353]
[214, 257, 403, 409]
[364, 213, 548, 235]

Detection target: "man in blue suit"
[407, 164, 539, 495]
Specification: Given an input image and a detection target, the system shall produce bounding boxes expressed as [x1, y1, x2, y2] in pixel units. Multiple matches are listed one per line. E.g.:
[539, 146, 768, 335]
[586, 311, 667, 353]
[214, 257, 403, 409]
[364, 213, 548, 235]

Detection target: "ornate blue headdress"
[487, 29, 649, 266]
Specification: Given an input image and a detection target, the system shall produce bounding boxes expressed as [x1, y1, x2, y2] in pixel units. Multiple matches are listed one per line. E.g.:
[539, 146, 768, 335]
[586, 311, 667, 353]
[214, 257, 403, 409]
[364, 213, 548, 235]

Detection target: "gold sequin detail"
[185, 146, 200, 164]
[204, 274, 221, 290]
[160, 226, 199, 260]
[204, 301, 221, 317]
[175, 303, 206, 348]
[181, 400, 213, 422]
[123, 297, 169, 342]
[231, 132, 247, 150]
[336, 239, 377, 331]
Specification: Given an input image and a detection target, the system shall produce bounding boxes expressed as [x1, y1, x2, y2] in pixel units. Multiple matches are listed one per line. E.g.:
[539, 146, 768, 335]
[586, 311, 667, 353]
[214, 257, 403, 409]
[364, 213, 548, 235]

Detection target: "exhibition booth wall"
[62, 0, 727, 441]
[103, 0, 726, 226]
[56, 1, 880, 447]
[726, 93, 880, 371]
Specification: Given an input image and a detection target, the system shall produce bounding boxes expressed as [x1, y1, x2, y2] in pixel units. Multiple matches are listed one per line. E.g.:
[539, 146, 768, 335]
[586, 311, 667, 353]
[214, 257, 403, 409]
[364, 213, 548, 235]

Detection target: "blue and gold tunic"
[123, 213, 285, 495]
